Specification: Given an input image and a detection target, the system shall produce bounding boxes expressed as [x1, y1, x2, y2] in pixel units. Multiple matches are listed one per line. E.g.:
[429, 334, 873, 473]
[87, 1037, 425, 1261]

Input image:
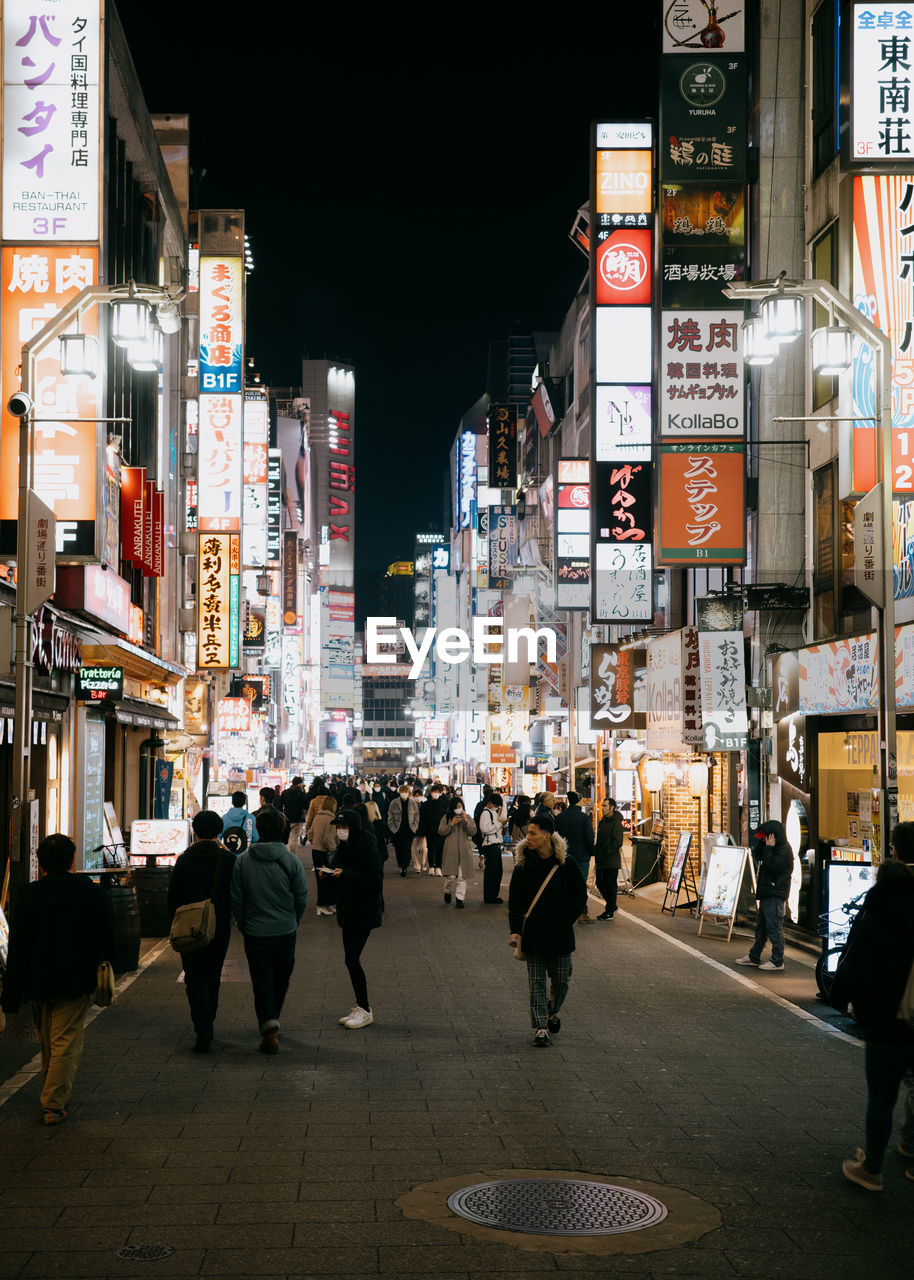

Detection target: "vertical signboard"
[851, 3, 914, 163]
[555, 459, 591, 609]
[282, 529, 299, 628]
[590, 642, 644, 729]
[242, 390, 269, 566]
[266, 448, 282, 564]
[2, 0, 102, 242]
[488, 504, 517, 590]
[591, 121, 655, 623]
[698, 630, 749, 750]
[197, 532, 240, 670]
[487, 404, 517, 489]
[658, 440, 746, 563]
[197, 254, 243, 530]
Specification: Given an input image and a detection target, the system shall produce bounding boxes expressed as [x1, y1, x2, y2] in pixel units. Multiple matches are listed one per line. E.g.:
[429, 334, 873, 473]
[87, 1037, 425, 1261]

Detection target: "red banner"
[142, 480, 155, 577]
[153, 489, 164, 578]
[120, 467, 146, 567]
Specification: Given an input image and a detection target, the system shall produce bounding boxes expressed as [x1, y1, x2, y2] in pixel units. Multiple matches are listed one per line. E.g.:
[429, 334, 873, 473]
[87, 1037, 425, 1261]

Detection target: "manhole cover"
[116, 1244, 176, 1261]
[446, 1178, 668, 1236]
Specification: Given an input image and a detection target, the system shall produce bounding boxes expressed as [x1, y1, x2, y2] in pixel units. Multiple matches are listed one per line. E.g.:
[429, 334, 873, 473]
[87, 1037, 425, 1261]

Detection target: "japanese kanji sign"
[646, 630, 686, 751]
[487, 404, 517, 488]
[489, 504, 518, 591]
[660, 184, 746, 306]
[0, 245, 101, 558]
[799, 633, 879, 714]
[200, 257, 242, 393]
[681, 624, 704, 745]
[698, 630, 749, 750]
[2, 0, 101, 242]
[555, 460, 590, 610]
[852, 3, 914, 162]
[590, 642, 645, 730]
[198, 255, 243, 531]
[660, 55, 748, 183]
[657, 440, 746, 564]
[197, 532, 240, 671]
[197, 394, 242, 530]
[660, 310, 744, 435]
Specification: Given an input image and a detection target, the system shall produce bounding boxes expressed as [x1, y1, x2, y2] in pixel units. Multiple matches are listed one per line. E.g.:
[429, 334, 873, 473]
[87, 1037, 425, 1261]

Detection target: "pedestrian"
[0, 833, 114, 1125]
[533, 791, 556, 825]
[306, 795, 339, 915]
[508, 795, 532, 845]
[555, 792, 594, 922]
[322, 809, 384, 1029]
[356, 797, 388, 861]
[386, 782, 419, 877]
[230, 806, 308, 1053]
[253, 786, 291, 844]
[222, 789, 258, 848]
[507, 814, 587, 1048]
[594, 797, 624, 920]
[420, 783, 448, 877]
[735, 820, 794, 971]
[167, 810, 237, 1053]
[831, 821, 914, 1190]
[439, 795, 478, 908]
[279, 776, 308, 852]
[478, 792, 507, 903]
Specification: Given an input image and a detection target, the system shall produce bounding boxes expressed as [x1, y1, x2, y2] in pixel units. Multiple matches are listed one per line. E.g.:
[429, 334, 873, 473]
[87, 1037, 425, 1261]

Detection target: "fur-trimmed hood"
[513, 832, 568, 867]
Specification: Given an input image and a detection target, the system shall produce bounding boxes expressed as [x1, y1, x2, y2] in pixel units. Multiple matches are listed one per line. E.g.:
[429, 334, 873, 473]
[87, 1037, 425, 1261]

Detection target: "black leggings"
[342, 922, 373, 1011]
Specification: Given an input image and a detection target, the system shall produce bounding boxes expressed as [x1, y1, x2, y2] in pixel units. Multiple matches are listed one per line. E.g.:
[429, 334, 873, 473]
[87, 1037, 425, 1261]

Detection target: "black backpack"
[222, 826, 248, 854]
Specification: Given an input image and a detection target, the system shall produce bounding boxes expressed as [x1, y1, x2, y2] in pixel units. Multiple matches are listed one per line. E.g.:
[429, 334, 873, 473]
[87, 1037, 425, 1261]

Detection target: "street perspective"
[5, 1, 914, 1278]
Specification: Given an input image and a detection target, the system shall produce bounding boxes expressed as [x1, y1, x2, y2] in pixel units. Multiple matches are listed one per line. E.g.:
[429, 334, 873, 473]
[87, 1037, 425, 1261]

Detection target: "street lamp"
[810, 324, 854, 376]
[8, 281, 182, 896]
[724, 272, 897, 846]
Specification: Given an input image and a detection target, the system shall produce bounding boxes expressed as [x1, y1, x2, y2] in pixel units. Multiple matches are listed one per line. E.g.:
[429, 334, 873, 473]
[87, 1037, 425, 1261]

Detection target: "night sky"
[117, 3, 660, 621]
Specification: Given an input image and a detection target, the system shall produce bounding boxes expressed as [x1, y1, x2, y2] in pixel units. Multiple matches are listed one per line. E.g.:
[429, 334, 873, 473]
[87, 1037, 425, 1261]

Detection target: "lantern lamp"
[742, 315, 777, 366]
[126, 325, 164, 372]
[111, 298, 150, 347]
[688, 760, 709, 798]
[59, 332, 98, 378]
[810, 324, 854, 375]
[761, 291, 803, 344]
[644, 758, 664, 793]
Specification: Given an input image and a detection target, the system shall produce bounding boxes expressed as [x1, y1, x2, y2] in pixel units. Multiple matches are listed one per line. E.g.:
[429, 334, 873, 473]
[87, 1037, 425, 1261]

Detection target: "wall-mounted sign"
[590, 642, 644, 730]
[777, 712, 810, 792]
[266, 448, 282, 564]
[851, 3, 914, 162]
[660, 311, 744, 436]
[197, 532, 240, 670]
[595, 229, 652, 305]
[595, 385, 652, 462]
[699, 629, 748, 751]
[555, 459, 591, 610]
[662, 1, 745, 53]
[799, 633, 879, 714]
[199, 257, 243, 393]
[661, 55, 748, 182]
[489, 504, 518, 590]
[77, 665, 124, 701]
[646, 630, 685, 751]
[217, 697, 250, 733]
[282, 529, 298, 627]
[487, 404, 517, 489]
[593, 542, 653, 621]
[657, 441, 746, 564]
[457, 431, 476, 530]
[197, 393, 242, 531]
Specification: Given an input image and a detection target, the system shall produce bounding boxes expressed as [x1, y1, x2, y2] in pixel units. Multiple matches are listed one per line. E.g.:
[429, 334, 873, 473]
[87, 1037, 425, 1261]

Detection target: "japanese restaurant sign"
[660, 310, 744, 435]
[660, 55, 748, 183]
[698, 630, 749, 751]
[197, 532, 240, 671]
[658, 441, 746, 563]
[555, 459, 591, 610]
[487, 404, 517, 489]
[590, 642, 644, 730]
[799, 633, 879, 714]
[0, 246, 101, 558]
[681, 624, 703, 745]
[217, 697, 250, 734]
[197, 255, 243, 531]
[2, 0, 102, 242]
[851, 3, 914, 162]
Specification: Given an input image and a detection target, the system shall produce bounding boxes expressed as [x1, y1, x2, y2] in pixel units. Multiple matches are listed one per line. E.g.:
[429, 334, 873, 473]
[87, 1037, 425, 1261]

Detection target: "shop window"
[812, 222, 839, 409]
[812, 0, 839, 179]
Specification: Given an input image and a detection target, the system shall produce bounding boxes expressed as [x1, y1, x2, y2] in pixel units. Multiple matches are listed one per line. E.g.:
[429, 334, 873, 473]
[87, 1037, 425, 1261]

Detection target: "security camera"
[7, 392, 33, 418]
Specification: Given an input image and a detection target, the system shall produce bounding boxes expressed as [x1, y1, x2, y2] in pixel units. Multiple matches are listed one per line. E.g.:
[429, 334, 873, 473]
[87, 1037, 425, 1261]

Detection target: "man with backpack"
[222, 791, 257, 851]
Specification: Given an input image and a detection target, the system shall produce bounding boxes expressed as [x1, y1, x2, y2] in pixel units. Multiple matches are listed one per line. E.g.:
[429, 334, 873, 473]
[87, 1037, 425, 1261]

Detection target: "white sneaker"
[338, 1007, 358, 1025]
[735, 955, 759, 966]
[759, 960, 784, 971]
[343, 1007, 373, 1029]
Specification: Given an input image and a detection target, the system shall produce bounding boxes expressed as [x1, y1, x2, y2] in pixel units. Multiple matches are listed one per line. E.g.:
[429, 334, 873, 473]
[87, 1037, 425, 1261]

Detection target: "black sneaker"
[484, 897, 504, 904]
[455, 899, 464, 909]
[547, 1013, 561, 1035]
[444, 892, 452, 904]
[533, 1029, 550, 1048]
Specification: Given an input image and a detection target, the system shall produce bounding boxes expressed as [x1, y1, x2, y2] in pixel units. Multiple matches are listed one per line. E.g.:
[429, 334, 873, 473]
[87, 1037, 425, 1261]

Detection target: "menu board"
[129, 820, 189, 866]
[0, 903, 9, 970]
[77, 710, 106, 871]
[666, 832, 693, 894]
[701, 846, 750, 919]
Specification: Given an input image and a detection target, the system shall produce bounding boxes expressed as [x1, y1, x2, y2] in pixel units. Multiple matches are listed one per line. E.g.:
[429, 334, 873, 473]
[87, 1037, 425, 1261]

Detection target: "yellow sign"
[197, 533, 240, 669]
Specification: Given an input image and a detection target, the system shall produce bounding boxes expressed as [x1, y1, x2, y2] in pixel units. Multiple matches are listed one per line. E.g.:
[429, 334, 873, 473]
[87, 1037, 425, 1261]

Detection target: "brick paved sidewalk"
[1, 860, 912, 1279]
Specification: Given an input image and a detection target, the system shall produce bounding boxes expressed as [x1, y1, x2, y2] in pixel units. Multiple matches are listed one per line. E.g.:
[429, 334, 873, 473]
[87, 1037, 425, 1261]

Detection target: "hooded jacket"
[222, 804, 258, 845]
[230, 840, 308, 936]
[167, 839, 237, 936]
[386, 793, 419, 839]
[752, 821, 793, 901]
[508, 833, 587, 957]
[831, 860, 914, 1041]
[1, 871, 113, 1012]
[331, 810, 384, 930]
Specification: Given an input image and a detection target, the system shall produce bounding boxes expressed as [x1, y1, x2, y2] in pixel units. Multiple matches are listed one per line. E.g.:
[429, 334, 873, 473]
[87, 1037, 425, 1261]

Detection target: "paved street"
[1, 858, 913, 1279]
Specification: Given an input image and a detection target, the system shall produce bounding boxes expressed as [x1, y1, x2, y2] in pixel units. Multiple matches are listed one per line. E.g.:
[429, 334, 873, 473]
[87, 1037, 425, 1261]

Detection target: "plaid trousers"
[525, 954, 572, 1030]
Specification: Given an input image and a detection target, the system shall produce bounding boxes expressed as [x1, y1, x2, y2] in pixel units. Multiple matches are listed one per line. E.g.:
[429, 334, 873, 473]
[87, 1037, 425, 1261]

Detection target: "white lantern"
[742, 316, 776, 366]
[810, 324, 853, 375]
[761, 292, 803, 344]
[111, 299, 150, 347]
[644, 758, 664, 792]
[59, 333, 98, 378]
[126, 326, 164, 372]
[688, 760, 709, 798]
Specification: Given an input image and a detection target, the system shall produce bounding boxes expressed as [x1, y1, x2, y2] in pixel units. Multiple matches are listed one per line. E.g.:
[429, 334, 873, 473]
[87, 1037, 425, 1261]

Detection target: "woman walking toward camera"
[507, 813, 587, 1048]
[439, 796, 477, 908]
[306, 795, 339, 916]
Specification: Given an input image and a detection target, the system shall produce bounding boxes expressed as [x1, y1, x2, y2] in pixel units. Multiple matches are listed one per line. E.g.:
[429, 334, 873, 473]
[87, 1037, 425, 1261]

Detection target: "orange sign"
[595, 150, 652, 214]
[489, 743, 517, 765]
[657, 442, 746, 565]
[1, 246, 101, 529]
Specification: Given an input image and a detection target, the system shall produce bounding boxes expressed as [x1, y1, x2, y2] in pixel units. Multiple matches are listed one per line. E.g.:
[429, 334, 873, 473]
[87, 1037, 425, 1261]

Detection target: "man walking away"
[735, 821, 793, 971]
[223, 790, 257, 848]
[231, 807, 308, 1053]
[594, 797, 624, 920]
[555, 792, 594, 922]
[253, 787, 290, 844]
[279, 776, 308, 853]
[0, 834, 113, 1125]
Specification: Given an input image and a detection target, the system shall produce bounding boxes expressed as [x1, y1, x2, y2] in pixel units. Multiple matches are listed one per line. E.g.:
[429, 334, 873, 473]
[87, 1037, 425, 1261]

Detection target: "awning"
[0, 683, 69, 723]
[80, 633, 187, 687]
[112, 697, 181, 731]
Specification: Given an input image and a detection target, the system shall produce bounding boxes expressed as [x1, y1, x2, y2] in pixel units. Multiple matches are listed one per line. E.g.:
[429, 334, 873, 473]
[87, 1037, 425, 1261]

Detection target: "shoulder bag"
[169, 858, 224, 954]
[94, 960, 116, 1006]
[514, 865, 559, 960]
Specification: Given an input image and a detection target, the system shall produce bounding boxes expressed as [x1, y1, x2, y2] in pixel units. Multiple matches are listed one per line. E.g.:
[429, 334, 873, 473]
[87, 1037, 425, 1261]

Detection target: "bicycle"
[815, 889, 868, 1000]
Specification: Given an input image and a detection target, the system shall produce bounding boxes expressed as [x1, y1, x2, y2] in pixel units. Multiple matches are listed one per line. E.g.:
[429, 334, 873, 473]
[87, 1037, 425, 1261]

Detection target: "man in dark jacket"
[555, 792, 594, 923]
[278, 777, 308, 851]
[253, 787, 290, 844]
[831, 822, 914, 1191]
[167, 810, 237, 1053]
[735, 820, 793, 971]
[594, 797, 624, 920]
[0, 833, 113, 1124]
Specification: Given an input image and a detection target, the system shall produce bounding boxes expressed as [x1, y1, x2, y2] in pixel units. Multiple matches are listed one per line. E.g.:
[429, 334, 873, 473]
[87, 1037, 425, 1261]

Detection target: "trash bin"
[631, 837, 662, 887]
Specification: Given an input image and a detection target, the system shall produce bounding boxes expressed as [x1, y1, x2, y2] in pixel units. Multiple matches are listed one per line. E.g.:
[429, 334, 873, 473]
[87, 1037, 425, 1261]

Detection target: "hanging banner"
[487, 404, 517, 489]
[197, 532, 240, 671]
[646, 630, 686, 751]
[282, 529, 299, 628]
[698, 630, 749, 750]
[681, 624, 703, 745]
[657, 440, 746, 563]
[590, 642, 644, 730]
[120, 466, 146, 567]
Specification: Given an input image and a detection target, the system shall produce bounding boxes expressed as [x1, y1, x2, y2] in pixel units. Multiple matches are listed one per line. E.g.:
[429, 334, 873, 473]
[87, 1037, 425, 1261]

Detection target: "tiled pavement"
[1, 855, 913, 1279]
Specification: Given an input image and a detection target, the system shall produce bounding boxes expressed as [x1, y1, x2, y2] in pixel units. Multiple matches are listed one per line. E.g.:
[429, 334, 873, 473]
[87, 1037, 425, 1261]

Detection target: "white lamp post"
[724, 272, 897, 846]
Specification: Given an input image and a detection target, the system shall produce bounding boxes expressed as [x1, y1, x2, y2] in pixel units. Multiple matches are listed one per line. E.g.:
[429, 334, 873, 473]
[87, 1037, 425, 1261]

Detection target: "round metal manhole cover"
[116, 1244, 176, 1261]
[446, 1178, 669, 1236]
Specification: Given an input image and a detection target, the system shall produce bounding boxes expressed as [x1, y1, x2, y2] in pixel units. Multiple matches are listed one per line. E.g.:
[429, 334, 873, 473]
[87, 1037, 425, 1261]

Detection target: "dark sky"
[117, 3, 659, 621]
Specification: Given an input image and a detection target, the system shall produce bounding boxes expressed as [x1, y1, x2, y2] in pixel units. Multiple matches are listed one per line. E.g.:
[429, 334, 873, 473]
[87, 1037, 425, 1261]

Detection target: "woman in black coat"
[507, 813, 587, 1048]
[167, 810, 237, 1053]
[322, 809, 383, 1030]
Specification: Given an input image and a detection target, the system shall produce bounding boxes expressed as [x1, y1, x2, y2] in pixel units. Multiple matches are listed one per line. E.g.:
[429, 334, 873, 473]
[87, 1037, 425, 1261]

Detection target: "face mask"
[400, 791, 409, 799]
[454, 807, 463, 815]
[431, 792, 441, 800]
[337, 829, 349, 841]
[373, 786, 380, 792]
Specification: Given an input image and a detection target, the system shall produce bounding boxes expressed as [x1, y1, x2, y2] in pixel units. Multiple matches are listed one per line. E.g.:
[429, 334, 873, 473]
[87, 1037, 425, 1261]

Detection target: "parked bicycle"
[815, 889, 869, 1000]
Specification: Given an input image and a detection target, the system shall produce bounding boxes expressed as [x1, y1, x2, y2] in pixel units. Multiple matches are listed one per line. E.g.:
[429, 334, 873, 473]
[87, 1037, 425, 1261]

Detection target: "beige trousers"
[32, 995, 92, 1111]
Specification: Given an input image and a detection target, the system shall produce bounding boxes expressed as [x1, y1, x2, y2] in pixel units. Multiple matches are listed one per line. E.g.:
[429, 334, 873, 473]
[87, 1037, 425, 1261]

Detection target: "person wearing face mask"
[323, 809, 384, 1029]
[420, 784, 448, 877]
[386, 784, 420, 877]
[439, 796, 478, 908]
